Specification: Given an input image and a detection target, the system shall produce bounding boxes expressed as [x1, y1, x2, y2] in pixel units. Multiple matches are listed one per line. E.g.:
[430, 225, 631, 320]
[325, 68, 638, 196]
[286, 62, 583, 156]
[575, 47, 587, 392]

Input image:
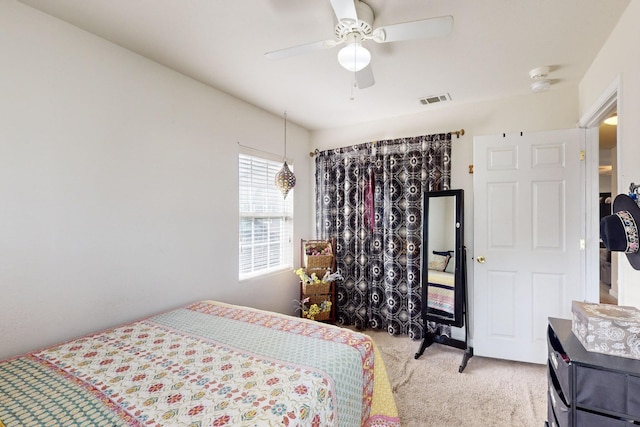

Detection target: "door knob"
[476, 256, 486, 264]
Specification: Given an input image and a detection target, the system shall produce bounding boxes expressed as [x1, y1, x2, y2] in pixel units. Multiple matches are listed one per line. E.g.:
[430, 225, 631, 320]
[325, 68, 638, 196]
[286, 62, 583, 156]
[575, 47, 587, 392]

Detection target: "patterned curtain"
[315, 134, 451, 339]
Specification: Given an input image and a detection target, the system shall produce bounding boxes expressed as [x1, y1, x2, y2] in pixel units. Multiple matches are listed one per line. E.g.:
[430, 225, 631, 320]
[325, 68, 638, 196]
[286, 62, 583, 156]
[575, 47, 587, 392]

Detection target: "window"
[239, 151, 293, 279]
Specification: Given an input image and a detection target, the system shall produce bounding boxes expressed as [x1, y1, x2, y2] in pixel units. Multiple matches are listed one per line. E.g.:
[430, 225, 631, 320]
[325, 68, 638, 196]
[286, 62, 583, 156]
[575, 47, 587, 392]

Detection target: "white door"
[473, 129, 585, 364]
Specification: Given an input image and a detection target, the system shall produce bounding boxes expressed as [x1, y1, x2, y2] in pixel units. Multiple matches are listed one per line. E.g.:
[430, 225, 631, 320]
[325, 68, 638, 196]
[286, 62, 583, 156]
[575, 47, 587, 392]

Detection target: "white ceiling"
[17, 0, 630, 131]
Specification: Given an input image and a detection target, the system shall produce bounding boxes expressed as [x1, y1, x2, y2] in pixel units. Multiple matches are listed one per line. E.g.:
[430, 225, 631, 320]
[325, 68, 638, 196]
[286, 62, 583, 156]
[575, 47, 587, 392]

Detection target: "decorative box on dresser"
[547, 317, 640, 426]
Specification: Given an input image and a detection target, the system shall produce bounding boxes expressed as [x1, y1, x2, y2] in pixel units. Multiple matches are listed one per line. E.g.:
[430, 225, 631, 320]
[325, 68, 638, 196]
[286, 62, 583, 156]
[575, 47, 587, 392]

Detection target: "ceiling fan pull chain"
[350, 71, 356, 100]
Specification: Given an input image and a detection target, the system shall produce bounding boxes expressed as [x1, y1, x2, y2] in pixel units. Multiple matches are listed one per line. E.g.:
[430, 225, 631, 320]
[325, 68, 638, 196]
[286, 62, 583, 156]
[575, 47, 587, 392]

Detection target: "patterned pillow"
[428, 254, 450, 271]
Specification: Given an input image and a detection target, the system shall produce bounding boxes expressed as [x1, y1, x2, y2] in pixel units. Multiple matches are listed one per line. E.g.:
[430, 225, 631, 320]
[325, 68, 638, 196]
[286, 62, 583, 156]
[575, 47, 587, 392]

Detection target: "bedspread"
[0, 300, 399, 427]
[427, 270, 455, 315]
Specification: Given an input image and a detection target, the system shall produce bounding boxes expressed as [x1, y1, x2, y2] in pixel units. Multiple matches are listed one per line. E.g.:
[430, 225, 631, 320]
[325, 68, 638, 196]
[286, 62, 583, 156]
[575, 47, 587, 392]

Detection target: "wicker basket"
[302, 297, 331, 321]
[304, 241, 333, 270]
[302, 282, 330, 295]
[312, 311, 330, 321]
[305, 254, 333, 270]
[302, 311, 330, 321]
[305, 267, 331, 279]
[306, 293, 331, 305]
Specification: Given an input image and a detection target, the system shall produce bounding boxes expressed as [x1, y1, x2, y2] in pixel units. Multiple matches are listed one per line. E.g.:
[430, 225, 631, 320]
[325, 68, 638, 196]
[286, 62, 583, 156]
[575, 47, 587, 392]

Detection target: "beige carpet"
[363, 329, 548, 427]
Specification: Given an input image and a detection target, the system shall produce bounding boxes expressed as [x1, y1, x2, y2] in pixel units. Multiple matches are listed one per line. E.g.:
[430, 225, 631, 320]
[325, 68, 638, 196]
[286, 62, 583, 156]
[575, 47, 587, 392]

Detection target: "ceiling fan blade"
[356, 65, 375, 89]
[373, 15, 453, 43]
[265, 39, 338, 60]
[329, 0, 358, 24]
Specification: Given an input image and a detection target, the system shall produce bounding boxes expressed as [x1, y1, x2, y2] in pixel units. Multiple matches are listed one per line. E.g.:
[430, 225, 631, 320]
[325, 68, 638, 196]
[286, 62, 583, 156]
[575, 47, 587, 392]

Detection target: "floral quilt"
[427, 270, 455, 316]
[0, 300, 400, 427]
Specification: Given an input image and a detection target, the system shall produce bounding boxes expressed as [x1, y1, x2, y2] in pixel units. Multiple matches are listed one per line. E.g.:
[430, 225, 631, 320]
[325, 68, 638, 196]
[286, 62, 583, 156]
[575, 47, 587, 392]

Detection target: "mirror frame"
[421, 189, 465, 327]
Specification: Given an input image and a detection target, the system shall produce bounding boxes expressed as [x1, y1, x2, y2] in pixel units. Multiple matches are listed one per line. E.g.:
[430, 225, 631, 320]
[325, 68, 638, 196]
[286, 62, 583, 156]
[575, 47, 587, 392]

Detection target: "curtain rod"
[450, 128, 465, 138]
[308, 128, 465, 157]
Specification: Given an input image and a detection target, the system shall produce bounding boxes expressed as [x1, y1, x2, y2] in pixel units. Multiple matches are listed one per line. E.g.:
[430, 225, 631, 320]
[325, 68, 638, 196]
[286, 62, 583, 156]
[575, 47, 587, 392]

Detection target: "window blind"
[239, 153, 293, 279]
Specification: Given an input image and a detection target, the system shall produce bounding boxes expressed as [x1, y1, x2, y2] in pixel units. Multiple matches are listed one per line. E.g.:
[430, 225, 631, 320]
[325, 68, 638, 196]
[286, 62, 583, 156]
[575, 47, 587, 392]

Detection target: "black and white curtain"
[315, 134, 451, 339]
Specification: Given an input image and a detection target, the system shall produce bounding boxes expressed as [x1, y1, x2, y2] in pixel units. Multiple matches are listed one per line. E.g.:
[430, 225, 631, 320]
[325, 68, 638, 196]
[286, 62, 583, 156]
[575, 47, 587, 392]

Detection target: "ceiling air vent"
[419, 93, 451, 105]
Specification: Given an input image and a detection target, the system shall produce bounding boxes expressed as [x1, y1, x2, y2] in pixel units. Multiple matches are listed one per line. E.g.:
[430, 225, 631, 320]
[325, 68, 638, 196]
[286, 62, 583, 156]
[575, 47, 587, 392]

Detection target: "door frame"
[578, 75, 621, 303]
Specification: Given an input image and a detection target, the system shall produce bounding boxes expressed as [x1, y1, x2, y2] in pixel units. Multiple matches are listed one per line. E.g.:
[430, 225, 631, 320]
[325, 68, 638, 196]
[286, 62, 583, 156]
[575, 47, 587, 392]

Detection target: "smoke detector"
[529, 66, 550, 80]
[529, 66, 551, 93]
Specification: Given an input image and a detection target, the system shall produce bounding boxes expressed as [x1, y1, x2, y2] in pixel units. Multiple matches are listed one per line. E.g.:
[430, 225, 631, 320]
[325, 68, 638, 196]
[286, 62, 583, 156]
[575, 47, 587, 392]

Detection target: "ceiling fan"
[265, 0, 453, 89]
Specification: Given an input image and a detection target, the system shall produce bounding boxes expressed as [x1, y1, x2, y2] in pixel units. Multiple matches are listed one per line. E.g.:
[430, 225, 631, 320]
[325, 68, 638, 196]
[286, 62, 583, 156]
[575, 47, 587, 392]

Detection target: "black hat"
[600, 194, 640, 270]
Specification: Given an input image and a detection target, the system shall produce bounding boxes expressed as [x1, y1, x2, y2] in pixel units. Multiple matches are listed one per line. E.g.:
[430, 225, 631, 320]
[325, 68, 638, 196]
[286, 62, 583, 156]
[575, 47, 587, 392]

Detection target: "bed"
[0, 300, 399, 427]
[426, 269, 455, 316]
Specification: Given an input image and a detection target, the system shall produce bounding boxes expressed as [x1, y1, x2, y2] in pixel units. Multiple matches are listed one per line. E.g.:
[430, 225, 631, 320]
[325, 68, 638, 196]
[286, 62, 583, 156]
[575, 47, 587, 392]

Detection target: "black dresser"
[547, 317, 640, 426]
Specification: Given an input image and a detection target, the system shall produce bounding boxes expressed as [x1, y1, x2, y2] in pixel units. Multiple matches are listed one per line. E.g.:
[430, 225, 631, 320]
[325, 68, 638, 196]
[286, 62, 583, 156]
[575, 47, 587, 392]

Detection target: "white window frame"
[239, 149, 294, 280]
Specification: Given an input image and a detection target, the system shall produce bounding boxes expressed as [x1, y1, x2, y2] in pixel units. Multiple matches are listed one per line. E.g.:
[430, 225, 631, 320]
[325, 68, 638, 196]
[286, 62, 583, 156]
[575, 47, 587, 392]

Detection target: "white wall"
[0, 1, 313, 359]
[579, 0, 640, 307]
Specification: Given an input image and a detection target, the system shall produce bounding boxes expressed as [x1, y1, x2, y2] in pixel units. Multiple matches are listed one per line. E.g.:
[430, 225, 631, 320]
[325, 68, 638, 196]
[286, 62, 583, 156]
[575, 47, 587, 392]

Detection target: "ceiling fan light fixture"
[337, 34, 371, 72]
[529, 66, 552, 93]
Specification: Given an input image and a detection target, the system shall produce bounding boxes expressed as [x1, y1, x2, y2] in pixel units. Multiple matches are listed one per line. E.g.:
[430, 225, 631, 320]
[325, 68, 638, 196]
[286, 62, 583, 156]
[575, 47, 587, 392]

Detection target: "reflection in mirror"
[422, 190, 464, 327]
[427, 195, 455, 278]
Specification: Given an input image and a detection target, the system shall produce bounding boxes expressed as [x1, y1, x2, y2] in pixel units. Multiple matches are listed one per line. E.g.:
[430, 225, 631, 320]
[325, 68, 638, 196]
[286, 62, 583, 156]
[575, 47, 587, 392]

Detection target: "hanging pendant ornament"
[275, 111, 296, 199]
[275, 161, 296, 199]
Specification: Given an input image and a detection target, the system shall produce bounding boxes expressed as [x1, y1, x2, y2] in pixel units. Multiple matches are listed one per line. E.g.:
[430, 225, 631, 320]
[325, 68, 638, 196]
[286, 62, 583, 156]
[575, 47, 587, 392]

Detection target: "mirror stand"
[414, 189, 474, 372]
[415, 249, 473, 372]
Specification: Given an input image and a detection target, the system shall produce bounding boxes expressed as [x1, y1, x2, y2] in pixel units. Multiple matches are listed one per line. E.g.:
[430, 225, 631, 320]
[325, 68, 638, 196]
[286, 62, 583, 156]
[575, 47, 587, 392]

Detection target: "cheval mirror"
[414, 189, 473, 372]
